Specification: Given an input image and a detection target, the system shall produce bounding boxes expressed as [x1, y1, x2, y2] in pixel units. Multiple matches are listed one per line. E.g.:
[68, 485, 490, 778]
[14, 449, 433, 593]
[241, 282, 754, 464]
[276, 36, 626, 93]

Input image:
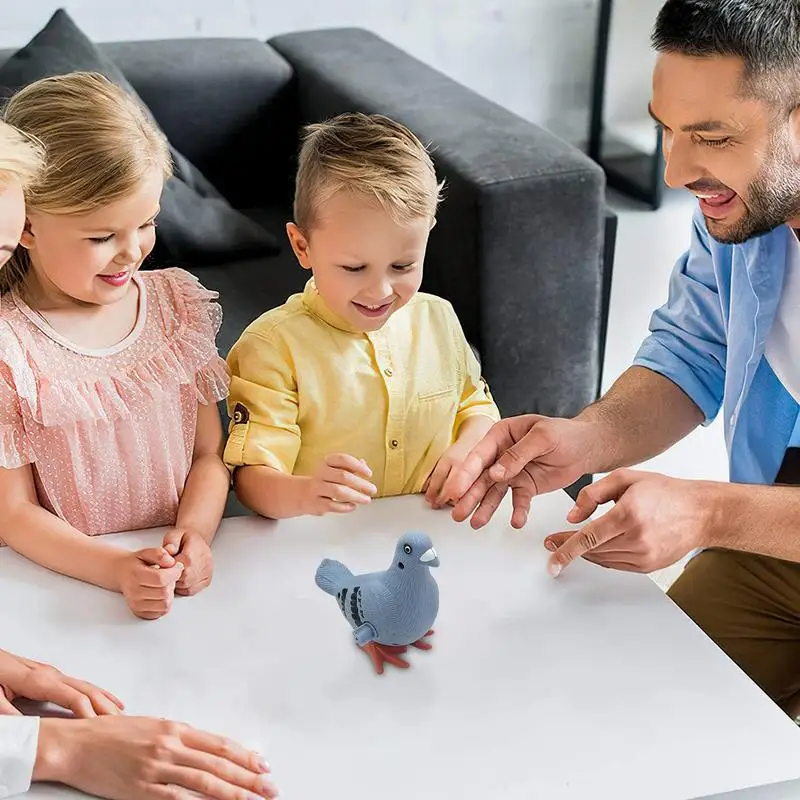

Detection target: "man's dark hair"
[652, 0, 800, 106]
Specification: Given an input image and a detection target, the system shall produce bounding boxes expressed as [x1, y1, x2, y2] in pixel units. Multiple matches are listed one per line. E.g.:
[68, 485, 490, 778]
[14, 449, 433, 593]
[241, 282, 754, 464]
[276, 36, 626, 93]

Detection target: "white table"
[3, 492, 800, 800]
[702, 781, 800, 799]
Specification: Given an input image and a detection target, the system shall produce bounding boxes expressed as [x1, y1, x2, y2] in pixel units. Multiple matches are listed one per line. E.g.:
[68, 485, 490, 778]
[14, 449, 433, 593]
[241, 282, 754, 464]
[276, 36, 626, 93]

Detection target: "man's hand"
[303, 454, 377, 516]
[0, 650, 124, 717]
[115, 548, 184, 621]
[544, 469, 712, 576]
[35, 716, 278, 799]
[442, 415, 598, 529]
[163, 529, 214, 597]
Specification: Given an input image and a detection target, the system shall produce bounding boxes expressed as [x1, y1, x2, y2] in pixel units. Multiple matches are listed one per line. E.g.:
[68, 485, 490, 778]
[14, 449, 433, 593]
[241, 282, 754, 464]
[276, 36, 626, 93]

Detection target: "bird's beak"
[420, 547, 439, 567]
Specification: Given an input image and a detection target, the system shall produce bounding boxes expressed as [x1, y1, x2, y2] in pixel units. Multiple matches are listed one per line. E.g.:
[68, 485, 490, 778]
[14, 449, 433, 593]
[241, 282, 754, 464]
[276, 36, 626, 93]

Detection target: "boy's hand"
[426, 416, 496, 509]
[163, 529, 214, 597]
[115, 548, 184, 621]
[304, 454, 377, 516]
[424, 438, 473, 509]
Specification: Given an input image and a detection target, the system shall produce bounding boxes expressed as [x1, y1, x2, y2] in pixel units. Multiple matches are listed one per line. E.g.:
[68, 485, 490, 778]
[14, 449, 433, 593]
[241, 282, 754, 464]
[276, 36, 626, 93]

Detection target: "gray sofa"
[0, 27, 614, 423]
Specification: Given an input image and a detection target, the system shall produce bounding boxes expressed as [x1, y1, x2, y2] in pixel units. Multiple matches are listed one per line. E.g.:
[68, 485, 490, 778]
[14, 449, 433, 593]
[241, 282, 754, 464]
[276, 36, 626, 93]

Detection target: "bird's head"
[393, 532, 439, 571]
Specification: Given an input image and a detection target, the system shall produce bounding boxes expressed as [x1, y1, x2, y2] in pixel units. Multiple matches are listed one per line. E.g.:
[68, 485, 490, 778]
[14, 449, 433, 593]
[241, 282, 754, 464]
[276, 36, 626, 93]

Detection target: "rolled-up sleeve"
[633, 211, 727, 424]
[444, 307, 500, 433]
[0, 716, 39, 797]
[224, 331, 301, 473]
[455, 344, 501, 434]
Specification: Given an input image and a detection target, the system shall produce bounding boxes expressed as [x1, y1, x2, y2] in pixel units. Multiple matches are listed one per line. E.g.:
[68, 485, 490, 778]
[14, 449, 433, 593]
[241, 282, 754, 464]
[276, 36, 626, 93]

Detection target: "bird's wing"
[355, 577, 397, 639]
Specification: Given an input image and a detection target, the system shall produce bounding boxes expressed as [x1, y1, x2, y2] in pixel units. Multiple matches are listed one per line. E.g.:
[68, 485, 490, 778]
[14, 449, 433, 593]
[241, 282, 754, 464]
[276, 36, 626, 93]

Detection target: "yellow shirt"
[224, 279, 500, 496]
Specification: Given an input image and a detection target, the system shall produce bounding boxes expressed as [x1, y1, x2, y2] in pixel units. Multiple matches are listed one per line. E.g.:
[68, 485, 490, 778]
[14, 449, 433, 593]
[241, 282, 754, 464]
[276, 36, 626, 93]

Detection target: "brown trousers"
[669, 549, 800, 715]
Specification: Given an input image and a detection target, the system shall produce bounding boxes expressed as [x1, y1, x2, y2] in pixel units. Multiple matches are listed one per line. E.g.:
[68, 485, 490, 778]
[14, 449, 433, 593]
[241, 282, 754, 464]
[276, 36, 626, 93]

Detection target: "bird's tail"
[315, 558, 353, 595]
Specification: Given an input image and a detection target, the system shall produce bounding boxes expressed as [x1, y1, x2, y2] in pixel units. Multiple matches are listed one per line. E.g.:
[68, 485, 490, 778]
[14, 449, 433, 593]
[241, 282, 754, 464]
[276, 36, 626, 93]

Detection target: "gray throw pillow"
[0, 8, 280, 266]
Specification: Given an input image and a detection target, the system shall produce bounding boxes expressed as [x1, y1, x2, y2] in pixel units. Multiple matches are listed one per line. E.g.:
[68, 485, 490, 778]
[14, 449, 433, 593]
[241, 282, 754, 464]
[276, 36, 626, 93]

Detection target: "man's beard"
[706, 138, 800, 244]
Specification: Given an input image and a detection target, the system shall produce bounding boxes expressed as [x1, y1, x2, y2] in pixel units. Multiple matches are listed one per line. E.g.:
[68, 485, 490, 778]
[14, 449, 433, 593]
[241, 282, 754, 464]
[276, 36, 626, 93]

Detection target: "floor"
[602, 187, 729, 590]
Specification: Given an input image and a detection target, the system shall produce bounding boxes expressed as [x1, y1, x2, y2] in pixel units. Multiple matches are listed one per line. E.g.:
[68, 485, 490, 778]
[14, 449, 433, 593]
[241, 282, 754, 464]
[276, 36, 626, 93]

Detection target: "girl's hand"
[35, 716, 278, 799]
[163, 529, 214, 596]
[0, 650, 124, 717]
[115, 547, 184, 620]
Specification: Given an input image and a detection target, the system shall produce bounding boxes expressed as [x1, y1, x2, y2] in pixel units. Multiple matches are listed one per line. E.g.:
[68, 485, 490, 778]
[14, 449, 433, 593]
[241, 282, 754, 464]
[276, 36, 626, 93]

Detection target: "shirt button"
[390, 439, 399, 449]
[384, 368, 393, 377]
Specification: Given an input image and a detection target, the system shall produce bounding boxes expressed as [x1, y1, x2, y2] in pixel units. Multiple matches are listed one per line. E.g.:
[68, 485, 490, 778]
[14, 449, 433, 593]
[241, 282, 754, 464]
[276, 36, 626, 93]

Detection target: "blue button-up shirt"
[634, 208, 798, 485]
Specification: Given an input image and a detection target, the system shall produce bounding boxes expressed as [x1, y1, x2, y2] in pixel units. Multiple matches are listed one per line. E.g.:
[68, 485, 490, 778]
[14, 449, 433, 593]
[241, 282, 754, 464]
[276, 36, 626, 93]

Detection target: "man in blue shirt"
[443, 0, 800, 716]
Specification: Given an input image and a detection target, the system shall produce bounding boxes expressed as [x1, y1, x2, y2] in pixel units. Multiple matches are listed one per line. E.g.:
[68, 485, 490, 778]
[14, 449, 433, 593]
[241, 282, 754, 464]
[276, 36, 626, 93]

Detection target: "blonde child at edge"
[0, 73, 231, 619]
[225, 112, 500, 518]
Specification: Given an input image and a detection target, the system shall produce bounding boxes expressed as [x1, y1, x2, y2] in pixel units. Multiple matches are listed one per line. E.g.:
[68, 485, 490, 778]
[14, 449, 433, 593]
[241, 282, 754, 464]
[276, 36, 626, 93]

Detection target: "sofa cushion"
[97, 39, 297, 210]
[0, 9, 280, 267]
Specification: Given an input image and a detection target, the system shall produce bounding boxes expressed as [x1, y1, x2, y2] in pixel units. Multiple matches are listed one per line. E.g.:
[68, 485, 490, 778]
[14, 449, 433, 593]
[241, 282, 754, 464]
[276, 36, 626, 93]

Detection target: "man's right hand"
[116, 548, 185, 621]
[442, 415, 598, 529]
[35, 715, 278, 799]
[304, 454, 377, 515]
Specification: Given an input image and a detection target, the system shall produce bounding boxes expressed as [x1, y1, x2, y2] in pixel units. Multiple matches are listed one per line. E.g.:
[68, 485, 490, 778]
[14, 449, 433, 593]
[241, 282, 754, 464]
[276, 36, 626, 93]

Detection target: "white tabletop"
[702, 781, 800, 799]
[2, 491, 799, 800]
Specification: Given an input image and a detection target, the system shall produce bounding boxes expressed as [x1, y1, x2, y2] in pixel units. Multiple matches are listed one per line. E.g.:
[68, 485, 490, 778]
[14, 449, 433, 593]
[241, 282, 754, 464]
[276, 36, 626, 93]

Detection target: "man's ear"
[18, 218, 34, 250]
[789, 106, 800, 163]
[286, 222, 313, 271]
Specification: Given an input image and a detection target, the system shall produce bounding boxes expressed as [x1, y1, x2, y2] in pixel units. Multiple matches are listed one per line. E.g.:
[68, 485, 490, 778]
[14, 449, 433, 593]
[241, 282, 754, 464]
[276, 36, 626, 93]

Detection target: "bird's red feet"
[411, 629, 435, 650]
[360, 631, 435, 673]
[361, 642, 410, 674]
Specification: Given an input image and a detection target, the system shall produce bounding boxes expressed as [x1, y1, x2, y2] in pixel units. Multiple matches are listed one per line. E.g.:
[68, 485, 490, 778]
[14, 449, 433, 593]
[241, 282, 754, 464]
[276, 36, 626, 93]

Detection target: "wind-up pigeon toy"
[315, 532, 440, 674]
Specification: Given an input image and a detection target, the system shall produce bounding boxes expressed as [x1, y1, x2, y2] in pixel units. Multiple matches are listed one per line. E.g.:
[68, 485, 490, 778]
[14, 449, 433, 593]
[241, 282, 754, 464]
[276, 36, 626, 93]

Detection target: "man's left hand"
[162, 529, 214, 596]
[544, 470, 712, 577]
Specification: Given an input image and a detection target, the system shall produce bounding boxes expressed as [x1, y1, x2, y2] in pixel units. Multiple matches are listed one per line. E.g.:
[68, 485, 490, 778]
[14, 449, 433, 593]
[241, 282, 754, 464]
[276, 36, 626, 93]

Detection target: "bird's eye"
[403, 544, 412, 555]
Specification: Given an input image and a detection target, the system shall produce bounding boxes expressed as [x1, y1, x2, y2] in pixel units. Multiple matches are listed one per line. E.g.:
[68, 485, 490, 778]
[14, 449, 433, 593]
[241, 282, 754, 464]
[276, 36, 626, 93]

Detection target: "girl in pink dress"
[0, 73, 231, 620]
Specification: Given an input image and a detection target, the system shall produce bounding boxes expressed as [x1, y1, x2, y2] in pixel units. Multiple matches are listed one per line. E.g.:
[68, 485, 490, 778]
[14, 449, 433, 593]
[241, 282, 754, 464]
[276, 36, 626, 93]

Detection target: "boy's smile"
[353, 298, 395, 319]
[286, 190, 433, 333]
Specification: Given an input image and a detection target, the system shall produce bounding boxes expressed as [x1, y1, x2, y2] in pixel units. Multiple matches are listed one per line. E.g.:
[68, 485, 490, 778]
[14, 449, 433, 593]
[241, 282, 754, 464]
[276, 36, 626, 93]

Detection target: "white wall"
[604, 0, 661, 125]
[0, 0, 612, 143]
[599, 0, 663, 154]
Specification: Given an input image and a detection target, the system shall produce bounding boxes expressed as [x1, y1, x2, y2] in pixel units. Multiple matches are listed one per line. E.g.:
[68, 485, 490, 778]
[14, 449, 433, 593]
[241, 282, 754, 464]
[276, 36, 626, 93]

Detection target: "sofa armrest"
[270, 28, 607, 418]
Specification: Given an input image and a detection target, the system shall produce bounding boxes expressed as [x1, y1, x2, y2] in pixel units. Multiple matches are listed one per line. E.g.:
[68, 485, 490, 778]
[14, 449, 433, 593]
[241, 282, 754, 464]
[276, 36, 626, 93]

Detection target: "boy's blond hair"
[0, 120, 44, 190]
[294, 112, 443, 231]
[0, 71, 172, 294]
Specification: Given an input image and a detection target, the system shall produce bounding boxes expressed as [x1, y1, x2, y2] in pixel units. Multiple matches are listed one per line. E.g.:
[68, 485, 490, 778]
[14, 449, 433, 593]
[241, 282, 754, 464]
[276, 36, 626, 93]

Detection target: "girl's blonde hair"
[0, 120, 44, 190]
[1, 71, 173, 294]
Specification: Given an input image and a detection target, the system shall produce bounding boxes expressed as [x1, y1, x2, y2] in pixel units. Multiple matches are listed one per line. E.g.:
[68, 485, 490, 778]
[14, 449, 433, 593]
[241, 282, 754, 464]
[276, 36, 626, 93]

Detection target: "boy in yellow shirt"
[224, 112, 500, 518]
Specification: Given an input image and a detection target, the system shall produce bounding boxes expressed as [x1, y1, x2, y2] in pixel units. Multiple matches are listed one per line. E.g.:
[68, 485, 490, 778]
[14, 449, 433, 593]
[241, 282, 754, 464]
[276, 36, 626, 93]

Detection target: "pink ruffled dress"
[0, 268, 229, 542]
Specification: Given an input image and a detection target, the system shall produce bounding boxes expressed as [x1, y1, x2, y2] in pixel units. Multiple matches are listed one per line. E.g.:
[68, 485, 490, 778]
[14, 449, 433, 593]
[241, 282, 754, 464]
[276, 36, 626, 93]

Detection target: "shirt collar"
[301, 278, 366, 334]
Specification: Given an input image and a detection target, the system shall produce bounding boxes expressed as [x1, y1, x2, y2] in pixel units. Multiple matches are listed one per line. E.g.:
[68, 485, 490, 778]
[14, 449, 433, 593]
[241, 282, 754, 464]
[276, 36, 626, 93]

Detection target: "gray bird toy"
[315, 532, 440, 674]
